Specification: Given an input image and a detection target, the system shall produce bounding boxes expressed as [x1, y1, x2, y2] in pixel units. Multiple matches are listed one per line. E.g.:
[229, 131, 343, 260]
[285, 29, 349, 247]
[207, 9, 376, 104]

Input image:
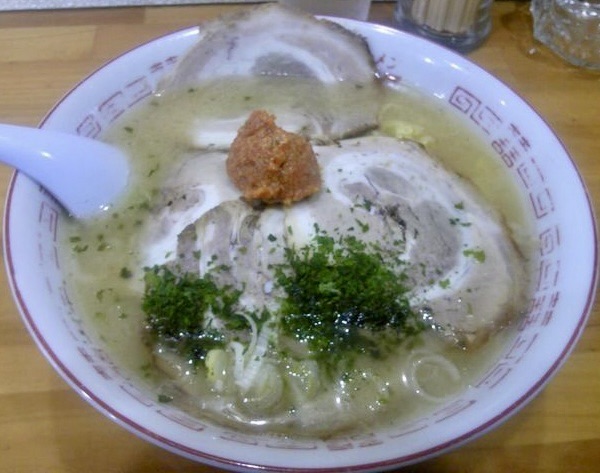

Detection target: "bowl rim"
[3, 16, 599, 473]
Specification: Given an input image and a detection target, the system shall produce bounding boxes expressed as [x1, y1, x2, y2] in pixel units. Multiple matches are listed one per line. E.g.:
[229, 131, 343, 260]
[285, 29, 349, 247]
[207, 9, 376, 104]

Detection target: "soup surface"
[60, 76, 534, 437]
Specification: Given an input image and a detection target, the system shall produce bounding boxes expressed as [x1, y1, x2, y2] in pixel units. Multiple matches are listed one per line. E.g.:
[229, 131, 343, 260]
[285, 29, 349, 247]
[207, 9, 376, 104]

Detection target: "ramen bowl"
[3, 14, 597, 473]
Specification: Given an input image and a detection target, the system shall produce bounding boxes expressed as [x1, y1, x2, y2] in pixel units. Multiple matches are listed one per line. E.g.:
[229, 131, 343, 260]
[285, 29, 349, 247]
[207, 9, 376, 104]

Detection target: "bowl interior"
[3, 18, 597, 473]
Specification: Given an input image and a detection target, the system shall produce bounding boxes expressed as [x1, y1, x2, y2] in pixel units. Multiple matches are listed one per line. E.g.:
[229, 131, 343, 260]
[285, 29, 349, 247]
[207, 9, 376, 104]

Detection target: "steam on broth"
[60, 76, 534, 438]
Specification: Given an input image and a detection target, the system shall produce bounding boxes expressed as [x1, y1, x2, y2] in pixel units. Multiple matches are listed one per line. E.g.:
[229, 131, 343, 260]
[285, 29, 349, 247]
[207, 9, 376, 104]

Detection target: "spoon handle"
[0, 124, 129, 218]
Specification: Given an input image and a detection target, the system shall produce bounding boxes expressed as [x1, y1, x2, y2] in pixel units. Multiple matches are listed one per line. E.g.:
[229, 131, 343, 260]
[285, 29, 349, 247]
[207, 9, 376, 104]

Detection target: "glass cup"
[394, 0, 493, 52]
[531, 0, 600, 70]
[278, 0, 372, 21]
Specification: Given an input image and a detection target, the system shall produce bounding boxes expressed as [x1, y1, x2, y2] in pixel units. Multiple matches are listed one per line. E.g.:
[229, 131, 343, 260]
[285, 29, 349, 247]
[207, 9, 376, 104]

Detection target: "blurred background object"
[394, 0, 493, 52]
[278, 0, 372, 20]
[0, 0, 377, 14]
[531, 0, 600, 70]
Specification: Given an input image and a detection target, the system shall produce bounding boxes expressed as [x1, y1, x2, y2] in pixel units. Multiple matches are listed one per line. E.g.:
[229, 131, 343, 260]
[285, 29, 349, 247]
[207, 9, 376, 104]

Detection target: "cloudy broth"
[59, 77, 534, 436]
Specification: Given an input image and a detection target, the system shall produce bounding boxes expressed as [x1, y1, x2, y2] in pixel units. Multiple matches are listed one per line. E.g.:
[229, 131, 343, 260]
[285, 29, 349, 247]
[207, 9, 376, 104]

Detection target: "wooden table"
[0, 2, 598, 472]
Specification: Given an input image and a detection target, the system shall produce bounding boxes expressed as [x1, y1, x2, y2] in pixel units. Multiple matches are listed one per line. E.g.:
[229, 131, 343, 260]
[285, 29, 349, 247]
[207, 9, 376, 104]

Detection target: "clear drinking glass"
[531, 0, 600, 70]
[395, 0, 493, 52]
[278, 0, 372, 21]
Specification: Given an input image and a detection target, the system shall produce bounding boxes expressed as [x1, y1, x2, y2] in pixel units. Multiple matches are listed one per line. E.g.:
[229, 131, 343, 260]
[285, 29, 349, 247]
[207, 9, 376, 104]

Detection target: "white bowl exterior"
[3, 19, 597, 473]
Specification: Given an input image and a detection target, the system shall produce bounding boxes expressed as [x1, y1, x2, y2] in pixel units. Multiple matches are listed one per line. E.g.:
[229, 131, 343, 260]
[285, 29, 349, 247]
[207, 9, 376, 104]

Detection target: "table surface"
[1, 2, 599, 472]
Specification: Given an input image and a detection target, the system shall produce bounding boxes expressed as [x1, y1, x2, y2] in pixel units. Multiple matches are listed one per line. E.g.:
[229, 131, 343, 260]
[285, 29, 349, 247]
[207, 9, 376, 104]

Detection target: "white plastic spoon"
[0, 124, 129, 219]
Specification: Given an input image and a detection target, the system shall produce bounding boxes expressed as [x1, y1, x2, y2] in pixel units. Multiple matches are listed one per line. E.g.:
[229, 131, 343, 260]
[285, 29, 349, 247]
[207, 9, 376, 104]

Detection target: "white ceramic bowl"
[3, 17, 598, 472]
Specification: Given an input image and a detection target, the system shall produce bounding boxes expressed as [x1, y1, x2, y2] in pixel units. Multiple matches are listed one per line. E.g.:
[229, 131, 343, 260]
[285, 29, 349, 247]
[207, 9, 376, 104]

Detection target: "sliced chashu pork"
[143, 136, 529, 348]
[158, 4, 383, 147]
[315, 137, 529, 347]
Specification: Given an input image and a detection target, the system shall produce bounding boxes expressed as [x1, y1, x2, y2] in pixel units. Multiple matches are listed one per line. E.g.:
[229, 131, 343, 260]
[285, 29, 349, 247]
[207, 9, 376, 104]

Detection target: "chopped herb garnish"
[142, 265, 247, 363]
[361, 198, 374, 212]
[275, 231, 424, 370]
[141, 230, 425, 373]
[148, 164, 160, 177]
[439, 278, 451, 289]
[355, 219, 370, 233]
[463, 248, 486, 263]
[450, 217, 472, 227]
[158, 394, 173, 403]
